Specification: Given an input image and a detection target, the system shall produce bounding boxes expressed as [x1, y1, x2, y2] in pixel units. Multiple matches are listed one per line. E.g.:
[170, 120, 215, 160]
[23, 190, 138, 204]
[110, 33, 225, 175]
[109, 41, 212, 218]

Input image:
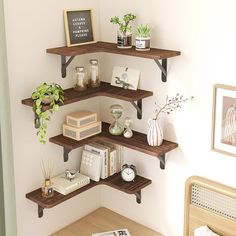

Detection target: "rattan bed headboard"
[184, 176, 236, 236]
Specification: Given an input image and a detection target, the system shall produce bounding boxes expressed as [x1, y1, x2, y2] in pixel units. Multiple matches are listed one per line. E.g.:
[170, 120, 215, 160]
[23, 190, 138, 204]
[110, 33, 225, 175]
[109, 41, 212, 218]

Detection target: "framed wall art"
[211, 84, 236, 157]
[64, 9, 96, 47]
[111, 66, 140, 90]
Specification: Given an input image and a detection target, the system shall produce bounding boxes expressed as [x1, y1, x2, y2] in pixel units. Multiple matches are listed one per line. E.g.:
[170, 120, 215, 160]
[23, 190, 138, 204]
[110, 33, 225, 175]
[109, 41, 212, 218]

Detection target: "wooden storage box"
[63, 121, 101, 141]
[66, 110, 97, 128]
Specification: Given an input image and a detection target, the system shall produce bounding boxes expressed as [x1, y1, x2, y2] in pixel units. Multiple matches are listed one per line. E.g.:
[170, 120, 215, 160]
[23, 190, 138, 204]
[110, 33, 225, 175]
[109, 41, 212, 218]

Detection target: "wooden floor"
[52, 207, 163, 236]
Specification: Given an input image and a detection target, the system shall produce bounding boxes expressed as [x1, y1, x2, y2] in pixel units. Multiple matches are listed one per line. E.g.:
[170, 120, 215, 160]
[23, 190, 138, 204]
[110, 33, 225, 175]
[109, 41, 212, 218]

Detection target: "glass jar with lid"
[89, 59, 100, 87]
[74, 66, 87, 91]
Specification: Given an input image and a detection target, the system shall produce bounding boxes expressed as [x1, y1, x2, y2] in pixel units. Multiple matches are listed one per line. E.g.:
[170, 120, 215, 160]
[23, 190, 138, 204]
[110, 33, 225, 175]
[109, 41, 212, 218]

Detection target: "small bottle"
[74, 66, 87, 91]
[89, 59, 100, 88]
[41, 179, 54, 198]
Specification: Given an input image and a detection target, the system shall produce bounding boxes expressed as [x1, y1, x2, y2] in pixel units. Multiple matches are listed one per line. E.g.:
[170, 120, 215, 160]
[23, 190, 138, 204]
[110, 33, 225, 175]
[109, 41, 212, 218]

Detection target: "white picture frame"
[111, 66, 140, 90]
[211, 84, 236, 157]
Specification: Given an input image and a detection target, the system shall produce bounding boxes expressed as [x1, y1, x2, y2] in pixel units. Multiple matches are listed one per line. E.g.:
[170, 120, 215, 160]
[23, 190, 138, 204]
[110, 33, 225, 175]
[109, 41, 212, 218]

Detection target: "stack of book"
[92, 228, 131, 236]
[63, 110, 101, 141]
[83, 141, 124, 179]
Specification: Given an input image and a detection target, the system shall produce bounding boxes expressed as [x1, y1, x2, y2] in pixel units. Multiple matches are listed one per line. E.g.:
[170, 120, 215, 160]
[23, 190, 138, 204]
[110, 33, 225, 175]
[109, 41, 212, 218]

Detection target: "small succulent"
[110, 13, 136, 34]
[32, 83, 64, 144]
[136, 24, 151, 38]
[155, 94, 194, 119]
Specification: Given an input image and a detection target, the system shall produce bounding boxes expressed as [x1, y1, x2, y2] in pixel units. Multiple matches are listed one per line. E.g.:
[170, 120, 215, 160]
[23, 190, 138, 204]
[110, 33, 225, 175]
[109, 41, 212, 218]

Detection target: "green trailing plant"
[32, 83, 64, 144]
[110, 13, 136, 34]
[136, 24, 151, 38]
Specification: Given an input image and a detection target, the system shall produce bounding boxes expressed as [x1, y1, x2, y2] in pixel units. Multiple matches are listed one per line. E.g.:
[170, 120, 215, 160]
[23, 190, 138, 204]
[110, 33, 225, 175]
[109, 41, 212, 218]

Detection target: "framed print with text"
[64, 9, 96, 47]
[212, 84, 236, 157]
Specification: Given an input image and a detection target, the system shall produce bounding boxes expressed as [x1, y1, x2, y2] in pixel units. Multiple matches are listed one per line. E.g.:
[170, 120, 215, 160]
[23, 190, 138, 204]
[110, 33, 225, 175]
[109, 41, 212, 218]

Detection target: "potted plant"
[135, 24, 151, 51]
[110, 13, 136, 49]
[32, 83, 64, 144]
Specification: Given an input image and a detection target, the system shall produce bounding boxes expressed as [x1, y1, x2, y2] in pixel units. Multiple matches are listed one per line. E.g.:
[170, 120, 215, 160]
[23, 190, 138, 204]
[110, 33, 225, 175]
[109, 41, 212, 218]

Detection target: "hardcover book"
[51, 172, 90, 195]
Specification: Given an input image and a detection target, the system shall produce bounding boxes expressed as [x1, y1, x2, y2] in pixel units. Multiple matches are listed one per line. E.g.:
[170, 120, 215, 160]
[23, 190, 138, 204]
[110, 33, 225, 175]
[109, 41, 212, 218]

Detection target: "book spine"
[110, 150, 116, 176]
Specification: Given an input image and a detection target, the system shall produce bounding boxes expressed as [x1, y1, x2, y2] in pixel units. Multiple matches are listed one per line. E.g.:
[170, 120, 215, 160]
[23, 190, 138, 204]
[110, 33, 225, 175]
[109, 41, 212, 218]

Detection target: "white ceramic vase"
[147, 118, 163, 146]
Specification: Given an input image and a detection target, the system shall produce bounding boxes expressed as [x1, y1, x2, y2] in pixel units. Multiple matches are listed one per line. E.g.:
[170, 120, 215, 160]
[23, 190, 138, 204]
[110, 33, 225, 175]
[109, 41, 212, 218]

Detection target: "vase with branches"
[147, 94, 194, 146]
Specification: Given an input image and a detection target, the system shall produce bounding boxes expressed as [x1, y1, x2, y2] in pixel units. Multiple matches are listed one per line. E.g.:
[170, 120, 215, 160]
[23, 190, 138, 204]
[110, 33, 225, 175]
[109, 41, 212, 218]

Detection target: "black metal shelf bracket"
[134, 190, 141, 204]
[130, 100, 142, 119]
[38, 205, 44, 218]
[159, 154, 166, 170]
[61, 55, 75, 78]
[154, 59, 167, 82]
[63, 148, 72, 162]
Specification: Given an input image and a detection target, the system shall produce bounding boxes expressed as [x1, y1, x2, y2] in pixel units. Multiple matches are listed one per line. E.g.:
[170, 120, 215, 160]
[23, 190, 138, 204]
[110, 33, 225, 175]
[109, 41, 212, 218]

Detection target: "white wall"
[99, 0, 236, 236]
[3, 1, 101, 235]
[3, 0, 236, 235]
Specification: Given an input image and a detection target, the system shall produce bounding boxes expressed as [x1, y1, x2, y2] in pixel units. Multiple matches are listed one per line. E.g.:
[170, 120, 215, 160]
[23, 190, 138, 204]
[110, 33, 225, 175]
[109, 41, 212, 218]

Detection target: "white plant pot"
[135, 37, 150, 51]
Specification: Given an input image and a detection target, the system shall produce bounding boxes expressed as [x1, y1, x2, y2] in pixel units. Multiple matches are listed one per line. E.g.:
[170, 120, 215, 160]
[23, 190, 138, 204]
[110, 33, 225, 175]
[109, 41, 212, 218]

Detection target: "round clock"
[121, 164, 137, 182]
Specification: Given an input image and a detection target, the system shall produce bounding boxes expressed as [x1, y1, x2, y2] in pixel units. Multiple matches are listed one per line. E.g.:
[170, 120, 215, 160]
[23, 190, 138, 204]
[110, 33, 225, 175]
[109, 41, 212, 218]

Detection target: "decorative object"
[66, 110, 97, 128]
[121, 163, 137, 182]
[74, 66, 87, 91]
[64, 9, 96, 47]
[135, 24, 151, 51]
[147, 118, 163, 146]
[123, 117, 133, 138]
[211, 84, 236, 157]
[111, 66, 140, 90]
[147, 93, 193, 146]
[65, 169, 76, 181]
[63, 121, 101, 141]
[110, 13, 136, 49]
[89, 59, 100, 87]
[109, 104, 124, 135]
[32, 83, 64, 144]
[41, 159, 54, 198]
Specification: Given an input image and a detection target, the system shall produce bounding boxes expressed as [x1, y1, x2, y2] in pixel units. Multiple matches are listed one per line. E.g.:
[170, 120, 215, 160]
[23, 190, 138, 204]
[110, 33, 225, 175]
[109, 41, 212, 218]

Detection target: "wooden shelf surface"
[21, 82, 153, 110]
[26, 173, 151, 209]
[50, 122, 178, 158]
[47, 41, 181, 60]
[52, 207, 163, 236]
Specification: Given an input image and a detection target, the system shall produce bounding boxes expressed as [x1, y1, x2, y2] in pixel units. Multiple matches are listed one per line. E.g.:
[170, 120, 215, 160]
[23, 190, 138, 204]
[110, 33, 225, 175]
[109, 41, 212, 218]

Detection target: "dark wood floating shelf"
[21, 82, 153, 119]
[46, 41, 181, 82]
[50, 122, 178, 169]
[26, 172, 151, 218]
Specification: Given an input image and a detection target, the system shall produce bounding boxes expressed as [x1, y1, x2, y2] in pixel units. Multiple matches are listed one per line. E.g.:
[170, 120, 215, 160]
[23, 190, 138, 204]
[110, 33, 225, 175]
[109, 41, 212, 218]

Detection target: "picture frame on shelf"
[211, 84, 236, 157]
[111, 66, 140, 90]
[64, 9, 96, 47]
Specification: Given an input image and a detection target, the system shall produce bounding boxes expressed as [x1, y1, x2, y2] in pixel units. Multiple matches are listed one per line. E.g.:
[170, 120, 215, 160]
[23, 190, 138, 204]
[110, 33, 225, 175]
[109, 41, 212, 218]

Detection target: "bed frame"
[184, 176, 236, 236]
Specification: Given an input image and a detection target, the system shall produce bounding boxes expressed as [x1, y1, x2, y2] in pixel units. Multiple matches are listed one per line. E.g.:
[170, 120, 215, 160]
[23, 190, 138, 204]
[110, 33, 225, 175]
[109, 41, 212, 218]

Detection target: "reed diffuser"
[41, 159, 54, 198]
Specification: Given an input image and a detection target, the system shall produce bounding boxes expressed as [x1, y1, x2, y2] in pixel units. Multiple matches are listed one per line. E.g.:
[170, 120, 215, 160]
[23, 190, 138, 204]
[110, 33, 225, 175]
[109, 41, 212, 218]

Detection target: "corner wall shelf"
[46, 41, 181, 82]
[26, 173, 151, 218]
[49, 122, 178, 170]
[21, 82, 153, 120]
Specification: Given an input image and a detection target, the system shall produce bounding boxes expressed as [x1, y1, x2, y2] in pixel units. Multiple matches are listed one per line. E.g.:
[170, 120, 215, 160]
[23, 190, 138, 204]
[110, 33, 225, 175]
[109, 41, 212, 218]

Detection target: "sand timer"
[109, 104, 124, 135]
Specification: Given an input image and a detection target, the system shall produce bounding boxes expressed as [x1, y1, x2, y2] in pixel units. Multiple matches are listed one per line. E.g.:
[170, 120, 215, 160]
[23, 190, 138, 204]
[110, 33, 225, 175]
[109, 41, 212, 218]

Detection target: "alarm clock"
[121, 164, 137, 182]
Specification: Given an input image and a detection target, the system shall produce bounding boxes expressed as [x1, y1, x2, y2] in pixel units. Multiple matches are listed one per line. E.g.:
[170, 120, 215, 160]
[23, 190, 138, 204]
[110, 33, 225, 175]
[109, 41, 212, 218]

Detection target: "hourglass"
[109, 104, 124, 135]
[123, 117, 133, 138]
